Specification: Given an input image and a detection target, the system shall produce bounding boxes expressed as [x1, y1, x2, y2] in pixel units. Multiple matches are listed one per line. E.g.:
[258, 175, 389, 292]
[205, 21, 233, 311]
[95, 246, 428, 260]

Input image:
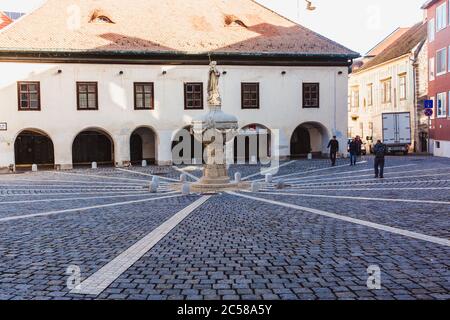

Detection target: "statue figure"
[207, 61, 221, 106]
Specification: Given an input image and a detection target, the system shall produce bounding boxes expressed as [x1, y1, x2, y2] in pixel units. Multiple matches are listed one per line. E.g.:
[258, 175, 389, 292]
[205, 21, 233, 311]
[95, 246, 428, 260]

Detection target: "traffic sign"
[424, 109, 433, 117]
[424, 100, 434, 109]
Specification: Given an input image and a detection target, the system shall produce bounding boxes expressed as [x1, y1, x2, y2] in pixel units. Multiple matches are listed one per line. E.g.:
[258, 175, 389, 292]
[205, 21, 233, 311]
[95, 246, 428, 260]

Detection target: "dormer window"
[224, 15, 248, 28]
[95, 16, 113, 23]
[89, 9, 114, 24]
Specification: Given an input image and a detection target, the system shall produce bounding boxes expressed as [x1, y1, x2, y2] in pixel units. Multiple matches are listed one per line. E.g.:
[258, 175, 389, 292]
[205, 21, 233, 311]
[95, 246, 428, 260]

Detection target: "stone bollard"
[31, 164, 38, 172]
[307, 153, 313, 160]
[180, 173, 187, 183]
[265, 174, 273, 183]
[142, 160, 147, 167]
[149, 181, 158, 193]
[276, 180, 285, 190]
[91, 162, 98, 169]
[250, 156, 257, 165]
[152, 176, 160, 188]
[234, 172, 242, 183]
[251, 182, 260, 193]
[181, 183, 190, 195]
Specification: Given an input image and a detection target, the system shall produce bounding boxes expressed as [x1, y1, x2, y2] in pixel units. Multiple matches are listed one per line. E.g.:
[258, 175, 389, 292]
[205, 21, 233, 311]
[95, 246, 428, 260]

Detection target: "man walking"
[348, 138, 358, 166]
[373, 140, 386, 178]
[327, 136, 339, 166]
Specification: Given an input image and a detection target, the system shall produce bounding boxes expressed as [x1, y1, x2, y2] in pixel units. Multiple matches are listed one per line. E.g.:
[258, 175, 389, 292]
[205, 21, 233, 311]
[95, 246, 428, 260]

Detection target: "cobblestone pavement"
[0, 156, 449, 300]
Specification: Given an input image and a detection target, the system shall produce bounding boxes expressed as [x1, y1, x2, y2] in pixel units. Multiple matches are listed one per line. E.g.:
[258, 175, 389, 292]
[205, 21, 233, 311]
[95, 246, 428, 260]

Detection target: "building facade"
[422, 0, 450, 158]
[348, 23, 428, 153]
[0, 0, 358, 171]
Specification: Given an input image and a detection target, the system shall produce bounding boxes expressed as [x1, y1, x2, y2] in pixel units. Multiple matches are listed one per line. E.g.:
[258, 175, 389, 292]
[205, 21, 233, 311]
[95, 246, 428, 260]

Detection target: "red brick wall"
[426, 0, 450, 141]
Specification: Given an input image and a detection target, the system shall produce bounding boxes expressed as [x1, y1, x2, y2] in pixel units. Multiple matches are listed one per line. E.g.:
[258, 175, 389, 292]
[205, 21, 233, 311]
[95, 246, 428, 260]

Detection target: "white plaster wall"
[0, 62, 348, 169]
[348, 56, 417, 150]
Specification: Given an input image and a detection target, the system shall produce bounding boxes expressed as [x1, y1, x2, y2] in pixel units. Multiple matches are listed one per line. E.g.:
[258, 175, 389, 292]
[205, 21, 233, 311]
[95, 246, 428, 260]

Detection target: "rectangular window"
[17, 82, 40, 110]
[367, 84, 373, 106]
[241, 83, 259, 109]
[381, 78, 392, 104]
[437, 92, 447, 118]
[77, 82, 98, 110]
[436, 48, 447, 75]
[351, 86, 359, 108]
[134, 83, 154, 110]
[302, 83, 320, 108]
[436, 2, 447, 31]
[184, 83, 203, 110]
[430, 57, 435, 81]
[399, 74, 407, 100]
[428, 18, 435, 42]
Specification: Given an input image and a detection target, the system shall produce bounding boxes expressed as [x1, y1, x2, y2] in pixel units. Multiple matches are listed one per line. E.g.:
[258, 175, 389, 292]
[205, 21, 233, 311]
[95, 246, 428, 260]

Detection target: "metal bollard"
[151, 176, 160, 188]
[234, 172, 242, 183]
[142, 160, 147, 167]
[149, 181, 158, 193]
[31, 164, 38, 172]
[265, 174, 273, 183]
[181, 183, 191, 195]
[251, 182, 260, 193]
[91, 162, 98, 169]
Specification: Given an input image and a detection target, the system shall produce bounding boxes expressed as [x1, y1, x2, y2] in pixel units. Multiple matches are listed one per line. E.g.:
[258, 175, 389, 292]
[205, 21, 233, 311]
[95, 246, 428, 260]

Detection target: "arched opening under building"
[72, 129, 114, 167]
[14, 129, 55, 169]
[130, 127, 157, 165]
[234, 124, 271, 164]
[171, 126, 205, 165]
[290, 122, 330, 158]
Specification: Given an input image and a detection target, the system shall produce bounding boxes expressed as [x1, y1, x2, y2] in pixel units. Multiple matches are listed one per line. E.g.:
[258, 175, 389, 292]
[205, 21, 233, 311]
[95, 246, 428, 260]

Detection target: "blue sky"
[0, 0, 426, 54]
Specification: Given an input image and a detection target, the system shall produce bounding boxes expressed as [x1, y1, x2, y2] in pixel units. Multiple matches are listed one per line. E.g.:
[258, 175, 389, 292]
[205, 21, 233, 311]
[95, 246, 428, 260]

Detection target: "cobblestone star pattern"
[0, 156, 449, 300]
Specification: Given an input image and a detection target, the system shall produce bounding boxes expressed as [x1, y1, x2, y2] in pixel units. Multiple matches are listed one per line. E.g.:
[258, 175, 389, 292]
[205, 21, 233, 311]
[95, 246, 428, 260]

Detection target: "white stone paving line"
[0, 190, 154, 197]
[252, 161, 368, 182]
[0, 178, 148, 186]
[0, 191, 179, 205]
[242, 160, 298, 181]
[172, 166, 200, 181]
[284, 172, 450, 187]
[283, 167, 444, 184]
[260, 187, 450, 192]
[0, 194, 185, 223]
[54, 171, 152, 183]
[278, 179, 450, 190]
[282, 164, 416, 183]
[70, 195, 211, 296]
[228, 192, 450, 247]
[116, 168, 179, 182]
[0, 184, 146, 189]
[256, 191, 450, 205]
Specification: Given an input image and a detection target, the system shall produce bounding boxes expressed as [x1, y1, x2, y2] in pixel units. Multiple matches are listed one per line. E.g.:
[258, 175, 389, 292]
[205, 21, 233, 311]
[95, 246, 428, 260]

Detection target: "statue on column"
[207, 61, 221, 107]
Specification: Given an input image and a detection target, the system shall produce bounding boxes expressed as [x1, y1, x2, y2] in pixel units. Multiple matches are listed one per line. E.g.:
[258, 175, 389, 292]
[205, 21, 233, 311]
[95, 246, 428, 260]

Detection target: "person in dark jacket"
[327, 136, 339, 166]
[348, 138, 358, 166]
[373, 140, 387, 178]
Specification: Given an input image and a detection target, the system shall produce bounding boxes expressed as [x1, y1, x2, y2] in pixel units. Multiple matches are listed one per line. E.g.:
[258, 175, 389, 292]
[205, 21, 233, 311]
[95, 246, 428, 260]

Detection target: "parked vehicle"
[382, 112, 411, 155]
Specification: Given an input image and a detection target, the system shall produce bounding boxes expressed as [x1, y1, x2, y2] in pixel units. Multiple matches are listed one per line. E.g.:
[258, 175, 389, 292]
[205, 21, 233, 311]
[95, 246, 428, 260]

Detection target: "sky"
[0, 0, 426, 54]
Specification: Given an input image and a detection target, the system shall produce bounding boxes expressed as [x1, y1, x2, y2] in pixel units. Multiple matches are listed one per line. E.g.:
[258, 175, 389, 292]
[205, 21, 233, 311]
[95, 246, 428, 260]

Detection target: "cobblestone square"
[0, 156, 449, 300]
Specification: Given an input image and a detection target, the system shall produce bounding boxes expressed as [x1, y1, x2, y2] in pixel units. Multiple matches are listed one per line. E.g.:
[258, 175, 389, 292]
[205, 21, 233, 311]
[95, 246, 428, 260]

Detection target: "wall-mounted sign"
[0, 123, 7, 131]
[424, 100, 434, 109]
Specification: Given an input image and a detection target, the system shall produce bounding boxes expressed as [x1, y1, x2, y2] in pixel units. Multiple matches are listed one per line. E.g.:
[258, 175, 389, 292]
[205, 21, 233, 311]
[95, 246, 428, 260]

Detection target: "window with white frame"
[399, 74, 407, 100]
[436, 48, 447, 75]
[436, 2, 447, 31]
[381, 78, 391, 104]
[436, 92, 447, 118]
[429, 57, 435, 81]
[351, 86, 359, 109]
[428, 18, 435, 42]
[448, 46, 450, 72]
[367, 84, 373, 106]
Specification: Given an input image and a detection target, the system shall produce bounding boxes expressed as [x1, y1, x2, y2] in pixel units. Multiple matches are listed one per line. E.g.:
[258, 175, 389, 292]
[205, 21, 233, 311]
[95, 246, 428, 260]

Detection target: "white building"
[348, 23, 428, 153]
[0, 0, 358, 172]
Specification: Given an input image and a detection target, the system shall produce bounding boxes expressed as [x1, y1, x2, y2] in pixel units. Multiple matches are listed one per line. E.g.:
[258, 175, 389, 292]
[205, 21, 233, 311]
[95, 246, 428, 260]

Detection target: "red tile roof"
[0, 11, 13, 31]
[365, 27, 410, 57]
[0, 0, 358, 58]
[356, 22, 427, 72]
